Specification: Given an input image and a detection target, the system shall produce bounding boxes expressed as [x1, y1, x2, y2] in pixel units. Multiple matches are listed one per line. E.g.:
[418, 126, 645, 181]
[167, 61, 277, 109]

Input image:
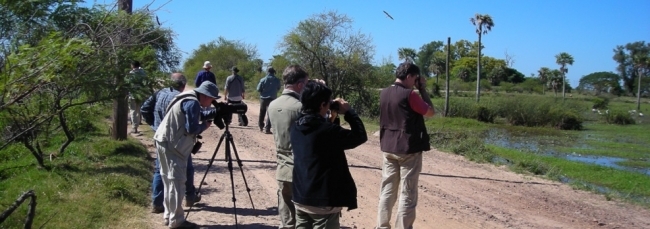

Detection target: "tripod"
[186, 121, 255, 227]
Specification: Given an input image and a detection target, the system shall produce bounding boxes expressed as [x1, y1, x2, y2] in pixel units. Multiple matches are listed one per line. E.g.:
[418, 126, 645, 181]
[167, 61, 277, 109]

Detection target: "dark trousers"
[225, 100, 247, 126]
[259, 98, 274, 131]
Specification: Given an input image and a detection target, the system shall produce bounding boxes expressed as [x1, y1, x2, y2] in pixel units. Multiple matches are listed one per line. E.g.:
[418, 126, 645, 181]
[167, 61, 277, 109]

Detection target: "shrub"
[592, 97, 609, 109]
[604, 111, 635, 125]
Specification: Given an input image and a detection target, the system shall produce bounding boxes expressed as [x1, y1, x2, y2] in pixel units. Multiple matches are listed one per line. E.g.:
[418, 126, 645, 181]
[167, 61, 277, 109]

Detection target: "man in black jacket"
[290, 80, 368, 229]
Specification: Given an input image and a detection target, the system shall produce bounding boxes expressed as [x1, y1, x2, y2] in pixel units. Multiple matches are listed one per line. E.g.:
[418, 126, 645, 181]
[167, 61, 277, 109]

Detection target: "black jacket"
[290, 110, 368, 210]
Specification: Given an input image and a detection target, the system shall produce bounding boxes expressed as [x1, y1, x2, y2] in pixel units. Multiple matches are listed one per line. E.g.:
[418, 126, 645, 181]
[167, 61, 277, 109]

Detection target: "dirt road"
[137, 97, 650, 229]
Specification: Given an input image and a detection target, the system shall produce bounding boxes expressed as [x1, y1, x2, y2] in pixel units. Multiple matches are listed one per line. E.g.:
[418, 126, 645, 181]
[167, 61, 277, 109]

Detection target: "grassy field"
[0, 110, 152, 228]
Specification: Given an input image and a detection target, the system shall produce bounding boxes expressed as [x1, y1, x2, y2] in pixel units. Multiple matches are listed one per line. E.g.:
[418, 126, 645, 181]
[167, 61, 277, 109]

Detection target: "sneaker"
[163, 218, 169, 226]
[172, 220, 198, 229]
[151, 205, 164, 214]
[264, 129, 272, 134]
[185, 193, 202, 207]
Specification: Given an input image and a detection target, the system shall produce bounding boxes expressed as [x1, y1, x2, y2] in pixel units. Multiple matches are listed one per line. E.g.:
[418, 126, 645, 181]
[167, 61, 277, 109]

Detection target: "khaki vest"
[153, 91, 199, 157]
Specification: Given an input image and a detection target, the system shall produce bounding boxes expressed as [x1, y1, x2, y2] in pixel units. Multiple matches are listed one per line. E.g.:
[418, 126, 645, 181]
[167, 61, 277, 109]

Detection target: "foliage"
[604, 111, 635, 125]
[577, 72, 623, 96]
[613, 41, 650, 96]
[182, 37, 261, 87]
[592, 97, 610, 109]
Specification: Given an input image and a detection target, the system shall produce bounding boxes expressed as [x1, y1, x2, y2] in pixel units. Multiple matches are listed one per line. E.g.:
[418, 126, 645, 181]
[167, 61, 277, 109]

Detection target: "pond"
[484, 128, 650, 176]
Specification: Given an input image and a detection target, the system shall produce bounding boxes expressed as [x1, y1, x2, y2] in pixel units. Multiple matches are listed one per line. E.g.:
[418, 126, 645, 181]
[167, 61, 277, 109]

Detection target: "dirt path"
[134, 93, 650, 229]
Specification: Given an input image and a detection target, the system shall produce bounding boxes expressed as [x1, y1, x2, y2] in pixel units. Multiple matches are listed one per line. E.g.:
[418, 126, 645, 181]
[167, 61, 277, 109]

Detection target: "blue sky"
[86, 0, 649, 86]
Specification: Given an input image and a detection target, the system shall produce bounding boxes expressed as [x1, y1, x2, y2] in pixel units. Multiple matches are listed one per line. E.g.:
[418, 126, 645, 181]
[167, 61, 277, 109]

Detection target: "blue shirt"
[257, 74, 281, 99]
[195, 70, 216, 88]
[149, 88, 210, 134]
[180, 99, 209, 135]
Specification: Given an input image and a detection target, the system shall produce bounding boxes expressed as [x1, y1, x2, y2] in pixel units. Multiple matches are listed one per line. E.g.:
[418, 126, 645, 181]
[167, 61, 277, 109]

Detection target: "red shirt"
[408, 91, 430, 115]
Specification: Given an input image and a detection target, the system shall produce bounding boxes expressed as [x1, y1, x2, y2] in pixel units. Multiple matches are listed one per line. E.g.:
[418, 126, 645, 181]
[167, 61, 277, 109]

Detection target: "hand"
[315, 79, 326, 86]
[242, 93, 245, 99]
[334, 98, 350, 114]
[204, 120, 213, 128]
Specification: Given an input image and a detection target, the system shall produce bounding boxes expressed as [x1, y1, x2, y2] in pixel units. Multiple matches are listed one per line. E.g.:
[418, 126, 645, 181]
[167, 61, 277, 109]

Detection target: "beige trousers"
[278, 180, 295, 229]
[156, 140, 189, 228]
[376, 152, 423, 229]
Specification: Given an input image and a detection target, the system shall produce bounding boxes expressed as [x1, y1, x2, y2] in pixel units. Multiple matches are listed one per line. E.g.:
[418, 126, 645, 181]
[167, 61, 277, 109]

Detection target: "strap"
[164, 92, 198, 116]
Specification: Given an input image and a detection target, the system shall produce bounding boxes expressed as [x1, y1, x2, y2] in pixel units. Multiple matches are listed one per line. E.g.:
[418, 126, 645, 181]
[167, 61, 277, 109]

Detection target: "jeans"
[152, 151, 197, 207]
[259, 98, 274, 131]
[376, 152, 423, 229]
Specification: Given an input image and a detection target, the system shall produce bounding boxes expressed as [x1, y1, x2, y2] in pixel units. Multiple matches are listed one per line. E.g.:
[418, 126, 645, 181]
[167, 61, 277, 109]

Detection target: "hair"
[170, 73, 187, 89]
[131, 61, 141, 68]
[282, 64, 309, 85]
[395, 62, 420, 80]
[300, 80, 332, 114]
[267, 67, 276, 74]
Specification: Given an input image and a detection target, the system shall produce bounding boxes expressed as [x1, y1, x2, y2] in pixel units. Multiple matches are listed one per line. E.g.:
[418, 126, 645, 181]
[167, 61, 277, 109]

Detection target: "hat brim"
[194, 89, 221, 99]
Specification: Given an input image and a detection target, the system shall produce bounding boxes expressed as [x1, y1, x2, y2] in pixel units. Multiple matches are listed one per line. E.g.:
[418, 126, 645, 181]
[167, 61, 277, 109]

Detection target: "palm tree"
[631, 44, 649, 110]
[470, 13, 494, 103]
[555, 52, 574, 100]
[397, 48, 417, 63]
[537, 67, 551, 94]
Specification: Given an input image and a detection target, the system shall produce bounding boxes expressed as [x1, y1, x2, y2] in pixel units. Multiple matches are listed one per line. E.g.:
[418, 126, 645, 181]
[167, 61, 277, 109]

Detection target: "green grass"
[0, 111, 152, 228]
[489, 145, 650, 205]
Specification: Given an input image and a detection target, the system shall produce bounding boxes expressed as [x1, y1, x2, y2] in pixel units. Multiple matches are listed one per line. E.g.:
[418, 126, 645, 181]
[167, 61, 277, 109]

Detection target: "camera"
[329, 100, 341, 111]
[206, 101, 249, 129]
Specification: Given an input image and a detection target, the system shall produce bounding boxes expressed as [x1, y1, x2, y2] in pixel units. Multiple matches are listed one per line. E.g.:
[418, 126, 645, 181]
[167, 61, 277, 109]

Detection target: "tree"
[629, 42, 650, 110]
[415, 41, 444, 77]
[183, 37, 260, 85]
[470, 13, 494, 102]
[555, 52, 574, 100]
[613, 42, 650, 97]
[279, 11, 377, 115]
[576, 72, 622, 96]
[112, 0, 133, 141]
[537, 67, 551, 94]
[397, 47, 417, 63]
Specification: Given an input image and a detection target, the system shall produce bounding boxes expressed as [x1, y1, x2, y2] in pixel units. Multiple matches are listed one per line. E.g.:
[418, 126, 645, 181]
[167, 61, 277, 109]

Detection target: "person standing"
[127, 60, 147, 134]
[153, 81, 219, 229]
[267, 65, 309, 229]
[194, 61, 216, 88]
[256, 67, 281, 133]
[223, 66, 247, 126]
[141, 73, 202, 214]
[375, 62, 435, 229]
[290, 80, 367, 229]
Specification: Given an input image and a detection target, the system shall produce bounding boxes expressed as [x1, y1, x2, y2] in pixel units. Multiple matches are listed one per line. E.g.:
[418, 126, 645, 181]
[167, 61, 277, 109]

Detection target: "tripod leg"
[227, 135, 256, 210]
[185, 133, 226, 220]
[225, 141, 239, 227]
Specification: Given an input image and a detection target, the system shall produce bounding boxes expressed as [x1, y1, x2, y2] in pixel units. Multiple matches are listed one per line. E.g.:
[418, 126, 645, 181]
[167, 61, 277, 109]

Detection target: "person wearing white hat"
[153, 81, 220, 229]
[194, 61, 216, 88]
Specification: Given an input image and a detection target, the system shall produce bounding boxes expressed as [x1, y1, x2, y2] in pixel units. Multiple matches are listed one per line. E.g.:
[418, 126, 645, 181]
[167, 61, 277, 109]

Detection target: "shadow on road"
[349, 164, 559, 186]
[188, 205, 277, 217]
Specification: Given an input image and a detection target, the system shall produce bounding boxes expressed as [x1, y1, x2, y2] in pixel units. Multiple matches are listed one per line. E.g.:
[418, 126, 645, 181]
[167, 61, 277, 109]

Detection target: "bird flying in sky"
[383, 11, 394, 20]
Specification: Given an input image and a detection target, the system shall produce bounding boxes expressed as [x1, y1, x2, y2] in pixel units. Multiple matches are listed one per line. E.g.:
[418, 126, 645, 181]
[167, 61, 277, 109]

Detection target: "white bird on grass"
[640, 113, 644, 117]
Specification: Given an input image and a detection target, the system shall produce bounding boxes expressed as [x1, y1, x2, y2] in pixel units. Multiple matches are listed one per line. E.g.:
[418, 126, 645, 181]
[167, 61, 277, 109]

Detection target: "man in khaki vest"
[154, 81, 219, 229]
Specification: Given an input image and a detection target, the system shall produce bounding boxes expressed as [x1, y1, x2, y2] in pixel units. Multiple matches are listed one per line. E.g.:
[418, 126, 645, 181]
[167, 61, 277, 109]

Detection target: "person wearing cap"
[153, 81, 220, 229]
[143, 73, 202, 214]
[256, 67, 281, 133]
[223, 66, 247, 126]
[194, 61, 217, 88]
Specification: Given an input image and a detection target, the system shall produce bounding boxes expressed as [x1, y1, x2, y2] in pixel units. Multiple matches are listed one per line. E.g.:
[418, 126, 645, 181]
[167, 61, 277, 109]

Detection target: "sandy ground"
[132, 92, 650, 229]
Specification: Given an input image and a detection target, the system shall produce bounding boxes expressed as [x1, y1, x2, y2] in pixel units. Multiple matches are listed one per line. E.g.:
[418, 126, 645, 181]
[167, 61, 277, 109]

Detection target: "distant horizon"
[85, 0, 650, 87]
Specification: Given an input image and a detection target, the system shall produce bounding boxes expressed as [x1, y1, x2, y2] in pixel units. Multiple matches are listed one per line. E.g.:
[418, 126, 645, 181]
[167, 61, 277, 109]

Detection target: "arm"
[240, 76, 245, 99]
[223, 77, 230, 100]
[257, 78, 264, 93]
[331, 109, 368, 150]
[409, 91, 435, 117]
[181, 100, 209, 135]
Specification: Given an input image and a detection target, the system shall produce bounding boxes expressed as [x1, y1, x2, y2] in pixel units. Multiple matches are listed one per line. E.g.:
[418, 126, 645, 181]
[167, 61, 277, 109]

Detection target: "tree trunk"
[22, 139, 45, 168]
[562, 66, 566, 101]
[0, 190, 36, 228]
[637, 68, 642, 111]
[445, 37, 451, 117]
[58, 110, 74, 156]
[112, 0, 133, 141]
[476, 33, 482, 103]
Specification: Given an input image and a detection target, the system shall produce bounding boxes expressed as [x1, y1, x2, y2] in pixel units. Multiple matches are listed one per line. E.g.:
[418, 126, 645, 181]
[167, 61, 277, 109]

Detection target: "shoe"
[151, 205, 164, 214]
[163, 218, 169, 226]
[129, 129, 139, 134]
[264, 130, 272, 134]
[172, 220, 198, 229]
[185, 193, 202, 207]
[259, 126, 264, 132]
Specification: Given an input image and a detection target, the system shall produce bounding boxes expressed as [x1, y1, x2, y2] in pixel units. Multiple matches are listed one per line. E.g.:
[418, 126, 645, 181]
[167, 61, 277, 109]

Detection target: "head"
[395, 62, 421, 88]
[231, 66, 239, 74]
[203, 61, 212, 70]
[170, 73, 187, 91]
[131, 61, 141, 69]
[267, 67, 276, 75]
[194, 81, 220, 107]
[300, 80, 332, 117]
[282, 64, 309, 93]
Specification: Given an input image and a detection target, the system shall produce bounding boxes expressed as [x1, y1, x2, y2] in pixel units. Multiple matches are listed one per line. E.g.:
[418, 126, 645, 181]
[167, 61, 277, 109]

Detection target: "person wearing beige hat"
[153, 81, 219, 229]
[194, 61, 217, 88]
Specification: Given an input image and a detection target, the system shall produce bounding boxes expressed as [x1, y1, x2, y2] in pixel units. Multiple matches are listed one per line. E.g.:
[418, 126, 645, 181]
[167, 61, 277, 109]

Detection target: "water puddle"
[484, 128, 650, 176]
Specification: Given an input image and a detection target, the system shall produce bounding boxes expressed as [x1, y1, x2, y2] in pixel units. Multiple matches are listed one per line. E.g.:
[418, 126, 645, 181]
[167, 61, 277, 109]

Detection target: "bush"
[592, 97, 609, 109]
[604, 111, 635, 125]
